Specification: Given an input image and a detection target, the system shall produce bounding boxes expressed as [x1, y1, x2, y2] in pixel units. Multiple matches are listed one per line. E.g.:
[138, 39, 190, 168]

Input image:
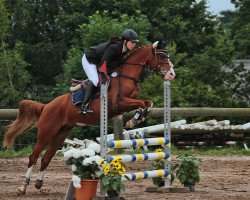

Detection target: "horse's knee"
[145, 100, 153, 108]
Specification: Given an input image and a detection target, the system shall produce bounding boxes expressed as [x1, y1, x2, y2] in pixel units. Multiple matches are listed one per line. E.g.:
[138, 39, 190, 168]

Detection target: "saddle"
[70, 73, 110, 92]
[70, 74, 110, 105]
[70, 79, 88, 92]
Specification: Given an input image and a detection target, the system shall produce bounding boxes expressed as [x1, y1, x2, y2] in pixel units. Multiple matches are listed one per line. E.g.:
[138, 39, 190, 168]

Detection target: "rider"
[79, 29, 139, 114]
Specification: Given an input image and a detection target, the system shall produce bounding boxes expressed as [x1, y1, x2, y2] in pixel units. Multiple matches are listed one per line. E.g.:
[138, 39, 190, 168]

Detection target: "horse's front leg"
[118, 97, 153, 128]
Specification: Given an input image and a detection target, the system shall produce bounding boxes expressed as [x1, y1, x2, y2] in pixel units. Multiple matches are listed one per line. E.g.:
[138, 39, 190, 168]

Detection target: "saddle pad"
[71, 88, 100, 106]
[72, 88, 85, 105]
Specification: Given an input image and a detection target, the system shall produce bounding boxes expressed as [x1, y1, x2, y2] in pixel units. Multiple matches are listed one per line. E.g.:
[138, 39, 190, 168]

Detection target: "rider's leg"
[79, 54, 98, 114]
[79, 81, 96, 113]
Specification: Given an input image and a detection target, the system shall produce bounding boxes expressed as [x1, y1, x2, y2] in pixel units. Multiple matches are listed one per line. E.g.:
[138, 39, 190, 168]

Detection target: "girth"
[118, 74, 139, 84]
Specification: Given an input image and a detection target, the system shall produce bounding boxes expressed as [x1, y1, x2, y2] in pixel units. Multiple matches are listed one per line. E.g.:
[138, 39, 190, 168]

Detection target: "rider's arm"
[99, 44, 119, 74]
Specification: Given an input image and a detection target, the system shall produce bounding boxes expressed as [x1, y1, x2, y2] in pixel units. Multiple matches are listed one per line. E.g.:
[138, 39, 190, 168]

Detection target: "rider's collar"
[122, 44, 127, 53]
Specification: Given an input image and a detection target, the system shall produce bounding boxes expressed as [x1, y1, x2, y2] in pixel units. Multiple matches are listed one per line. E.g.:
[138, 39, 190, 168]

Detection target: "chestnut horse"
[3, 41, 175, 194]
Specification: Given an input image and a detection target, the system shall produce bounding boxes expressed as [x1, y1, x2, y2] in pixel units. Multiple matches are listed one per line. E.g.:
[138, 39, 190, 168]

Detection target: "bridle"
[118, 46, 173, 83]
[146, 49, 172, 76]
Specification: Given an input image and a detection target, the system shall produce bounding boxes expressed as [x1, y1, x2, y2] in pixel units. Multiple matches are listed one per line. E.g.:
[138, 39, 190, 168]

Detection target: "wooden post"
[113, 115, 124, 140]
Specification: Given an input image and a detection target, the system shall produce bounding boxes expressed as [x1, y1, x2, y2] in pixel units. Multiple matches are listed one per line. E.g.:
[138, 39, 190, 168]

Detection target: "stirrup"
[78, 104, 93, 114]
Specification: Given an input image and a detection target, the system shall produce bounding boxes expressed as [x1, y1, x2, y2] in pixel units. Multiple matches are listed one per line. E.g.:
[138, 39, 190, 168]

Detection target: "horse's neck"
[121, 46, 151, 77]
[126, 45, 151, 63]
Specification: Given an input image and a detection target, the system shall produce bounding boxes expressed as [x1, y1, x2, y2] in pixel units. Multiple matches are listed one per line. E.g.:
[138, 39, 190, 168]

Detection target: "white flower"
[72, 175, 81, 188]
[72, 149, 82, 159]
[71, 164, 77, 172]
[63, 148, 75, 158]
[82, 157, 92, 166]
[91, 155, 102, 164]
[81, 149, 95, 157]
[88, 143, 101, 153]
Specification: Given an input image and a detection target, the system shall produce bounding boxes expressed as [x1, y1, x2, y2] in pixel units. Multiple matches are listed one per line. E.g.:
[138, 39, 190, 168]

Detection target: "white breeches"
[82, 54, 99, 87]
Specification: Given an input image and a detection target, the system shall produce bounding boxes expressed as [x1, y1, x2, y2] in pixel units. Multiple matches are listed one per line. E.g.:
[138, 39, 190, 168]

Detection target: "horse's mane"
[124, 44, 152, 60]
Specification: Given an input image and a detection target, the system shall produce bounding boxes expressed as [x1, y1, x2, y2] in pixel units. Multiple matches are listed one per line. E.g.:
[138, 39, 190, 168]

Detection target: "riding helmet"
[121, 29, 139, 42]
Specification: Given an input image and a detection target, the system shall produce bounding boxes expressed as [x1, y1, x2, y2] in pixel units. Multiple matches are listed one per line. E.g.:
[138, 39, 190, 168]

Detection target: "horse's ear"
[153, 40, 167, 49]
[152, 41, 159, 49]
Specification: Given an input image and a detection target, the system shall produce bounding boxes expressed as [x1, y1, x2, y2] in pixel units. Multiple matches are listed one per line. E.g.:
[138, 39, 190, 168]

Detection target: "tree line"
[0, 0, 249, 149]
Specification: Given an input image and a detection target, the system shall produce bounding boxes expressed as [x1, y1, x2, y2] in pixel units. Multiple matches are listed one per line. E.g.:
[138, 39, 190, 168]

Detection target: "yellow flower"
[121, 166, 126, 173]
[155, 148, 162, 152]
[102, 164, 110, 174]
[115, 162, 121, 170]
[110, 158, 121, 165]
[99, 159, 105, 165]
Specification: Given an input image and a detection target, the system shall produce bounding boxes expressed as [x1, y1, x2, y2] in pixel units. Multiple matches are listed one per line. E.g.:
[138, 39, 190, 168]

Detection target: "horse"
[3, 41, 175, 194]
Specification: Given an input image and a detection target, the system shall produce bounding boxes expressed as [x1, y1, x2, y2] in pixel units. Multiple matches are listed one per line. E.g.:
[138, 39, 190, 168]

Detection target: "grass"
[0, 145, 249, 158]
[128, 146, 250, 156]
[0, 146, 34, 158]
[172, 146, 250, 156]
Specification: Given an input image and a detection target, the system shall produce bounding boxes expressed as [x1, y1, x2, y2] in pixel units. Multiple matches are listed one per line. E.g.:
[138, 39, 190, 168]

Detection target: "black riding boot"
[79, 81, 96, 114]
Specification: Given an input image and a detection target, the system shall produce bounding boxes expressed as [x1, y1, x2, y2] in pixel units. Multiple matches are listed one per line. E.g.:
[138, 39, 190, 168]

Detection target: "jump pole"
[146, 81, 188, 193]
[164, 80, 171, 187]
[99, 81, 109, 197]
[97, 80, 188, 199]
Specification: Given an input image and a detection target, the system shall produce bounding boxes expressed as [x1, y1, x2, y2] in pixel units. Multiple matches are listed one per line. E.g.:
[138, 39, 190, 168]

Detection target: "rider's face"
[126, 40, 137, 51]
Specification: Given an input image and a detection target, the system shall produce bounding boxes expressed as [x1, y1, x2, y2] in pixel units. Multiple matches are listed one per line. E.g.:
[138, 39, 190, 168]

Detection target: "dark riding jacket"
[85, 40, 127, 69]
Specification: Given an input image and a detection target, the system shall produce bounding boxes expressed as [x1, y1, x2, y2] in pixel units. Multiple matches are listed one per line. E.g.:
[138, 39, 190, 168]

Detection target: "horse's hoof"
[125, 120, 135, 129]
[35, 179, 43, 189]
[17, 187, 26, 195]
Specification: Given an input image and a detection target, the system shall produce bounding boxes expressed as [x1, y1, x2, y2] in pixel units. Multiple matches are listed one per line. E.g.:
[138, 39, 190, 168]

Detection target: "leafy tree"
[138, 0, 218, 55]
[231, 0, 250, 59]
[6, 0, 67, 86]
[0, 0, 30, 108]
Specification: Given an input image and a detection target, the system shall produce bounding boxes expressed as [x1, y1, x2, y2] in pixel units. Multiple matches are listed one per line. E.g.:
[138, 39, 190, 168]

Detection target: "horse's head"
[148, 41, 175, 81]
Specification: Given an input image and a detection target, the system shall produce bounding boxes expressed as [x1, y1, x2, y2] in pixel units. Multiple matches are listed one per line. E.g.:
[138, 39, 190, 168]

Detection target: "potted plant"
[99, 158, 127, 200]
[149, 148, 175, 187]
[63, 141, 102, 200]
[175, 154, 202, 192]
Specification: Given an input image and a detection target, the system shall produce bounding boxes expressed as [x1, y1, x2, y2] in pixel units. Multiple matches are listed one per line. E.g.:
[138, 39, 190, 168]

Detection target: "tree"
[231, 0, 250, 59]
[0, 0, 30, 108]
[6, 0, 67, 86]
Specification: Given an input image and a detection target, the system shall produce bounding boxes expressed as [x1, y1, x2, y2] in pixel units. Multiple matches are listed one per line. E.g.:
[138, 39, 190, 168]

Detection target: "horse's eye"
[158, 55, 166, 60]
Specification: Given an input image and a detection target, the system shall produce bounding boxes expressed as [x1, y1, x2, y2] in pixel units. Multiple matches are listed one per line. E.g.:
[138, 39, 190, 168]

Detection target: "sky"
[206, 0, 235, 15]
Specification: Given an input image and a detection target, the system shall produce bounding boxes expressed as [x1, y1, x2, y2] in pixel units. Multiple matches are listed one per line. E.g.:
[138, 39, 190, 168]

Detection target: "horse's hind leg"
[35, 126, 72, 190]
[18, 141, 45, 195]
[18, 123, 62, 195]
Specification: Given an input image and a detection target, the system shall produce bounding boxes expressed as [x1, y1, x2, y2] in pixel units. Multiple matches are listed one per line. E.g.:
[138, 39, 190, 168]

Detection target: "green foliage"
[148, 148, 175, 187]
[0, 0, 30, 108]
[173, 146, 250, 156]
[0, 145, 34, 158]
[230, 0, 250, 59]
[175, 154, 201, 185]
[78, 11, 150, 49]
[0, 0, 10, 40]
[0, 44, 30, 108]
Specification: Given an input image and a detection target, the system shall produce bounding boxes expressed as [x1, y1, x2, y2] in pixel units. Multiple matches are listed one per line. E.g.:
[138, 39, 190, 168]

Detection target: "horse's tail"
[3, 100, 46, 149]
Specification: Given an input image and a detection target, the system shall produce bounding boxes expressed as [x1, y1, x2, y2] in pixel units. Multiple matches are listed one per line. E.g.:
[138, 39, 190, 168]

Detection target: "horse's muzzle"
[164, 66, 175, 81]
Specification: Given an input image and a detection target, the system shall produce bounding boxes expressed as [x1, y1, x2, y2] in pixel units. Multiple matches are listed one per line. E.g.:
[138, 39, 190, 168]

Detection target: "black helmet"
[121, 29, 139, 42]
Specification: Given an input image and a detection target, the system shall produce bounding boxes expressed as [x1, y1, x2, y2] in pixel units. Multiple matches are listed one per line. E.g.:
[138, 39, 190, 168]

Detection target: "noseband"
[146, 49, 172, 76]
